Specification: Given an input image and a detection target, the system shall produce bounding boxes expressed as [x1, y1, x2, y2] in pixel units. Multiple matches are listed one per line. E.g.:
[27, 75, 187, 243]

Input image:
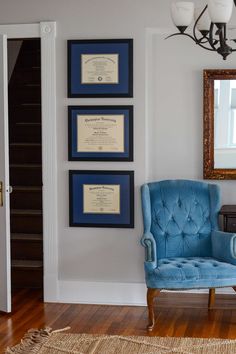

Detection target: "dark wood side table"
[220, 205, 236, 232]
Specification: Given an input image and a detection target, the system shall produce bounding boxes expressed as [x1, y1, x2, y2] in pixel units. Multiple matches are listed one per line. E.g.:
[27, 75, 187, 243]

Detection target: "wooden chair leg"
[147, 288, 160, 331]
[208, 288, 215, 309]
[232, 287, 236, 293]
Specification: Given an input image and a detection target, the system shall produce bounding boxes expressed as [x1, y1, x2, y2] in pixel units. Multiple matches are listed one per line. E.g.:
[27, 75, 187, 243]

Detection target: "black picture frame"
[68, 105, 133, 161]
[67, 39, 133, 98]
[69, 170, 134, 228]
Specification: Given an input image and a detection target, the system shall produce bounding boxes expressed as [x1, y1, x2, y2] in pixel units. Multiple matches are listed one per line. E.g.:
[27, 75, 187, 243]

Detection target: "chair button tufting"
[187, 217, 191, 221]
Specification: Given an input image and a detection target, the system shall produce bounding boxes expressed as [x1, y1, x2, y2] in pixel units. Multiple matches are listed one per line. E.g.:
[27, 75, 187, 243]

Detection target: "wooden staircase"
[8, 39, 43, 289]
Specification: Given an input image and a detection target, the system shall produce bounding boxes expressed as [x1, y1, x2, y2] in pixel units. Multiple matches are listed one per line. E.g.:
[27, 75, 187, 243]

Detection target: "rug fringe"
[4, 327, 67, 354]
[51, 326, 71, 334]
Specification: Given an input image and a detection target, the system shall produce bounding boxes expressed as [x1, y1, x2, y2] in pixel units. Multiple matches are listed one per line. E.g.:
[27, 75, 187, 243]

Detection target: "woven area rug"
[5, 328, 236, 354]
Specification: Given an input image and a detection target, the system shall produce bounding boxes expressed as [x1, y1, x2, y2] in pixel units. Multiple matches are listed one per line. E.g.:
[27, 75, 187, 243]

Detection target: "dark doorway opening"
[8, 38, 43, 291]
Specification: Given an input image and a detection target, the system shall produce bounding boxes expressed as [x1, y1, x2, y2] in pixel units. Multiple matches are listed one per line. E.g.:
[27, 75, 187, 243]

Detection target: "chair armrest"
[212, 230, 236, 265]
[141, 232, 157, 270]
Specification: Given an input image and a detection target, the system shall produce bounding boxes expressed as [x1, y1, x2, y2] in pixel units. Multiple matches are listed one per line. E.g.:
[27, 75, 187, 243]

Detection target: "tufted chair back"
[141, 180, 220, 259]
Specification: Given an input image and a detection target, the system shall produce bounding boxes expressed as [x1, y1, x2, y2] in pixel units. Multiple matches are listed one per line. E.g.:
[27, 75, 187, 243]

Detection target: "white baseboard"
[57, 281, 235, 306]
[58, 280, 147, 306]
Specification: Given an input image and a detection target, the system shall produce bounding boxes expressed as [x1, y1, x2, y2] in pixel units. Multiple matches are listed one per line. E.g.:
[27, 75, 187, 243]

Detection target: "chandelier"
[168, 0, 236, 60]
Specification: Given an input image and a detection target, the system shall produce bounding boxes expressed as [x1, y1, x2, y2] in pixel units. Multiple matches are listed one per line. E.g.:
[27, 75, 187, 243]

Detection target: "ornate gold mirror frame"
[204, 69, 236, 180]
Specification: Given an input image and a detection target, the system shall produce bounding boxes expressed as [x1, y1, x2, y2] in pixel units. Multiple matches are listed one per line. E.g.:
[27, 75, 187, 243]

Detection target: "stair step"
[11, 267, 43, 289]
[21, 103, 41, 106]
[10, 143, 41, 164]
[10, 185, 42, 210]
[9, 121, 41, 143]
[8, 105, 41, 124]
[11, 235, 43, 261]
[9, 85, 41, 104]
[17, 67, 40, 72]
[16, 122, 41, 126]
[10, 143, 41, 146]
[11, 233, 42, 241]
[11, 258, 43, 289]
[12, 260, 43, 268]
[10, 164, 42, 186]
[10, 164, 41, 168]
[11, 239, 43, 260]
[16, 52, 40, 69]
[11, 209, 42, 216]
[10, 68, 41, 86]
[10, 209, 42, 234]
[13, 186, 42, 191]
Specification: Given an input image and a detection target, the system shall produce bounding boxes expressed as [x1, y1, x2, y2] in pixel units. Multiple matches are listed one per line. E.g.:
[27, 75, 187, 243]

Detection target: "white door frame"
[0, 22, 58, 302]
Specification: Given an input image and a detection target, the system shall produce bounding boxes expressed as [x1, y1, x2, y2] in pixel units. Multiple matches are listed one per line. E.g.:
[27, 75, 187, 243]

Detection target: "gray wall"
[149, 32, 236, 206]
[1, 0, 236, 287]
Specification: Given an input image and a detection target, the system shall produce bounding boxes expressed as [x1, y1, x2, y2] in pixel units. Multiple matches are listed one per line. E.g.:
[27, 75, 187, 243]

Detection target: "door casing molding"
[0, 22, 58, 301]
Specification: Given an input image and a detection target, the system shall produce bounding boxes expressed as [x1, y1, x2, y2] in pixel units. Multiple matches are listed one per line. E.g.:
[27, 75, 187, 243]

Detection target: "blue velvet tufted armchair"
[141, 180, 236, 331]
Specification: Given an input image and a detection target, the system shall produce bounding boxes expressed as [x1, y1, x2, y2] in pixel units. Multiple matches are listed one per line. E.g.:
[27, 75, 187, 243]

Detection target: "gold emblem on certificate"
[83, 184, 120, 214]
[81, 54, 119, 84]
[77, 114, 125, 153]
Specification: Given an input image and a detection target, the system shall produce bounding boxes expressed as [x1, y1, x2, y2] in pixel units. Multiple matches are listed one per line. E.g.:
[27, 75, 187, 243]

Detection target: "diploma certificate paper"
[83, 184, 120, 214]
[77, 114, 125, 153]
[81, 54, 119, 84]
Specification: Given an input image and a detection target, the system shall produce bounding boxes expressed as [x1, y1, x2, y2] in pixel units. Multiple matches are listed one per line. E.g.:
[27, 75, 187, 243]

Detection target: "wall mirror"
[204, 69, 236, 180]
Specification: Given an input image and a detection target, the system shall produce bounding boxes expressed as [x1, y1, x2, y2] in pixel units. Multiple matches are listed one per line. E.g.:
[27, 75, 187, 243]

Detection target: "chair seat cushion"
[146, 257, 236, 289]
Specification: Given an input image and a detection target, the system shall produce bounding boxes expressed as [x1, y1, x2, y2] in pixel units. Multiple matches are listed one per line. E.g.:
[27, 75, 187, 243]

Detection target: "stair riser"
[10, 167, 42, 186]
[9, 106, 41, 124]
[11, 240, 43, 260]
[11, 70, 41, 85]
[8, 86, 41, 104]
[17, 51, 40, 68]
[11, 214, 42, 233]
[11, 268, 43, 289]
[10, 146, 42, 164]
[10, 189, 42, 210]
[9, 124, 41, 143]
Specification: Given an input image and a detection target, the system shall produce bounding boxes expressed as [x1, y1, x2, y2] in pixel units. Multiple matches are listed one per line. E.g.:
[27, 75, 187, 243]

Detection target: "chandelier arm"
[199, 38, 210, 44]
[193, 41, 216, 51]
[192, 6, 217, 52]
[193, 5, 208, 43]
[165, 32, 215, 51]
[165, 32, 196, 42]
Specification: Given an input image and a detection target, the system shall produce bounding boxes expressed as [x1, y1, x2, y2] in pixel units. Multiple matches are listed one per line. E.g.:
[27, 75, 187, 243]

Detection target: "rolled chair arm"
[212, 230, 236, 265]
[141, 232, 157, 270]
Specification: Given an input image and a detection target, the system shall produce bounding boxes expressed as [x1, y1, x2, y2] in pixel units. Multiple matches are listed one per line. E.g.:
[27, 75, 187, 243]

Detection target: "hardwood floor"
[1, 290, 236, 352]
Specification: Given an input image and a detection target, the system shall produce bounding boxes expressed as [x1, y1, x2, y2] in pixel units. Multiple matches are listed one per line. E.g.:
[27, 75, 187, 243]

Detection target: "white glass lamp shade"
[207, 0, 233, 23]
[194, 7, 211, 31]
[171, 2, 194, 27]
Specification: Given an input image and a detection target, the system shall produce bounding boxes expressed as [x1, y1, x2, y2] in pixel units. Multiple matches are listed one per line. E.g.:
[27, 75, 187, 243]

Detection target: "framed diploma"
[67, 39, 133, 97]
[69, 170, 134, 228]
[68, 105, 133, 161]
